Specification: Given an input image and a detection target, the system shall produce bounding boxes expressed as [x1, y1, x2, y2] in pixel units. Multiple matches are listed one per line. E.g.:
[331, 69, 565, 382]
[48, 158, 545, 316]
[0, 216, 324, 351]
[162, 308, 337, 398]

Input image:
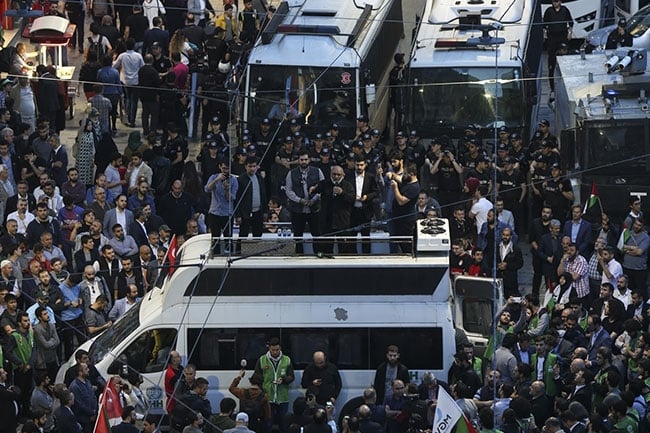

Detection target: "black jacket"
[301, 362, 342, 405]
[373, 362, 410, 404]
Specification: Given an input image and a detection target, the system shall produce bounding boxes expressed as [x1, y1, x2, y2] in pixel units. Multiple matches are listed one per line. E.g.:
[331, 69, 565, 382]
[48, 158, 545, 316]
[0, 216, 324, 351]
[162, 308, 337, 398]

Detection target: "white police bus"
[241, 0, 404, 136]
[406, 0, 543, 139]
[56, 221, 502, 420]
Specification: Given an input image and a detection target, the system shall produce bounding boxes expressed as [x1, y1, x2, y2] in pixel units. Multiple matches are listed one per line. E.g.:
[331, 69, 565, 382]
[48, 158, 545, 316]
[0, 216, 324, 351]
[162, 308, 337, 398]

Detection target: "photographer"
[389, 163, 419, 253]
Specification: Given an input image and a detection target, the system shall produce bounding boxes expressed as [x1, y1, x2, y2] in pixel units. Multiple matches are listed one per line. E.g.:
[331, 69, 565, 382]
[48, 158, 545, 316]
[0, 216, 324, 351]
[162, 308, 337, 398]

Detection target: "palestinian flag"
[583, 182, 600, 212]
[583, 182, 602, 224]
[432, 386, 478, 433]
[617, 228, 631, 252]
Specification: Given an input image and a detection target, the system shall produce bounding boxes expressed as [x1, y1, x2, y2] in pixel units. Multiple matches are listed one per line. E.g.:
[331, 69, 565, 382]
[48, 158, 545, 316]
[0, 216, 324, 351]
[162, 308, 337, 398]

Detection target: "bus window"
[461, 301, 494, 337]
[288, 332, 331, 368]
[121, 328, 177, 374]
[369, 329, 443, 370]
[188, 329, 273, 370]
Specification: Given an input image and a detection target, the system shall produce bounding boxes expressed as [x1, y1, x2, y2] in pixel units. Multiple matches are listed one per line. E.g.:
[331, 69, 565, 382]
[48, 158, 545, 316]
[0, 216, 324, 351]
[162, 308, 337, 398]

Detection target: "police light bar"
[277, 24, 340, 35]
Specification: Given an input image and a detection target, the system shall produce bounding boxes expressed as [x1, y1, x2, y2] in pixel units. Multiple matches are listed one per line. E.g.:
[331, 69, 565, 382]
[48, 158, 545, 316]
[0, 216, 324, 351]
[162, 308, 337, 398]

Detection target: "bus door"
[453, 276, 504, 356]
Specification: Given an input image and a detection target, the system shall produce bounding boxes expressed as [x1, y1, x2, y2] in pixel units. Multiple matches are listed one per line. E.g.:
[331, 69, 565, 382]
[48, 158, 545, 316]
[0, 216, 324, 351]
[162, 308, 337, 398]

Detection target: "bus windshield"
[585, 124, 650, 174]
[89, 302, 141, 365]
[247, 65, 356, 129]
[408, 67, 524, 132]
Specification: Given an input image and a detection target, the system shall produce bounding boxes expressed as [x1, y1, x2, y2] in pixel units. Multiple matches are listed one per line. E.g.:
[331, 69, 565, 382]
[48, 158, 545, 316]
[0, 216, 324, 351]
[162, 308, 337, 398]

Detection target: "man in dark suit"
[568, 368, 593, 414]
[536, 219, 564, 292]
[586, 315, 612, 366]
[0, 368, 19, 433]
[315, 165, 355, 254]
[373, 345, 410, 404]
[560, 410, 586, 433]
[349, 155, 378, 253]
[496, 227, 524, 298]
[36, 65, 60, 127]
[235, 156, 267, 239]
[563, 205, 592, 257]
[53, 391, 83, 433]
[129, 207, 149, 247]
[103, 194, 135, 238]
[626, 289, 649, 328]
[530, 381, 554, 429]
[53, 390, 83, 433]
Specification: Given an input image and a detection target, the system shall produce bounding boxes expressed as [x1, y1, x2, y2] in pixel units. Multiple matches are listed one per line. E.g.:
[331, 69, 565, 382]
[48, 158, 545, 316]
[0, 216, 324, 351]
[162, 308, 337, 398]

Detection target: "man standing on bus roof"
[285, 150, 325, 254]
[254, 337, 295, 433]
[543, 0, 574, 95]
[301, 351, 342, 406]
[373, 345, 410, 404]
[606, 18, 633, 50]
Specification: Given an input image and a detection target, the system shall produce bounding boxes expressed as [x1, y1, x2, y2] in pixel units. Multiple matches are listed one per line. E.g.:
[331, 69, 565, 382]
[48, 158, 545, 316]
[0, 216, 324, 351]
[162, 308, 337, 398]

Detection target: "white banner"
[432, 387, 464, 433]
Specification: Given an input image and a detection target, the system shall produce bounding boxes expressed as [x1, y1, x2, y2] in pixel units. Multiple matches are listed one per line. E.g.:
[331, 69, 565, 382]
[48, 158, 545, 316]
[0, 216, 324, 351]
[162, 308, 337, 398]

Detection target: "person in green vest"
[253, 337, 295, 433]
[525, 294, 549, 338]
[529, 335, 559, 397]
[484, 298, 527, 362]
[611, 399, 639, 433]
[5, 311, 35, 418]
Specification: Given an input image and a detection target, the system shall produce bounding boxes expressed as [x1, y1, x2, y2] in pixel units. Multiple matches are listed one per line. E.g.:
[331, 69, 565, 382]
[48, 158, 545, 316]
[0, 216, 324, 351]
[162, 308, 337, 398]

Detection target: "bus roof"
[143, 233, 452, 312]
[248, 0, 397, 67]
[411, 0, 534, 69]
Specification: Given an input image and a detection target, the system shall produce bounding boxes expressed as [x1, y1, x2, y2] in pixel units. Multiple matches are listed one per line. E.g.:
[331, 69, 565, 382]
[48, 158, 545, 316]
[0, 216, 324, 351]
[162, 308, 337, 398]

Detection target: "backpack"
[87, 35, 107, 59]
[0, 46, 16, 73]
[241, 389, 265, 427]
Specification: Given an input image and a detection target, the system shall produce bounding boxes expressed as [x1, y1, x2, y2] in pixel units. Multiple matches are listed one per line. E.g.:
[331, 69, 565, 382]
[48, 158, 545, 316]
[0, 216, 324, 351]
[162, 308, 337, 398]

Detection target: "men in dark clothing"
[235, 156, 267, 238]
[543, 0, 573, 92]
[314, 165, 355, 253]
[285, 151, 324, 254]
[373, 345, 410, 404]
[390, 162, 419, 253]
[182, 13, 206, 49]
[300, 351, 342, 406]
[536, 219, 564, 292]
[157, 180, 195, 235]
[606, 18, 633, 49]
[171, 377, 212, 432]
[143, 17, 171, 56]
[529, 205, 553, 294]
[138, 55, 161, 136]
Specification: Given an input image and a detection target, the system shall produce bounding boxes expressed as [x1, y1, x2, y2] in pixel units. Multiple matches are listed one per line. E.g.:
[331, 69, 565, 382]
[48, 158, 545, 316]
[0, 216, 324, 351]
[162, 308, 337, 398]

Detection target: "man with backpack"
[87, 22, 113, 60]
[229, 370, 271, 433]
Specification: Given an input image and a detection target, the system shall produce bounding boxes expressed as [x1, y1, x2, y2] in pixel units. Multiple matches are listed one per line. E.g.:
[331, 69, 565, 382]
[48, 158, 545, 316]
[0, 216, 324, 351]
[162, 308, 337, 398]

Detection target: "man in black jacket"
[373, 345, 410, 404]
[301, 352, 342, 406]
[235, 156, 267, 239]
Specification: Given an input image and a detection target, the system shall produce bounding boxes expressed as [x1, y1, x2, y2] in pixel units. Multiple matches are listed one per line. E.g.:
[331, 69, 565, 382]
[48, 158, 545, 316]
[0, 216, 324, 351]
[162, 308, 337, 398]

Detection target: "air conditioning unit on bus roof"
[416, 218, 451, 252]
[428, 0, 524, 25]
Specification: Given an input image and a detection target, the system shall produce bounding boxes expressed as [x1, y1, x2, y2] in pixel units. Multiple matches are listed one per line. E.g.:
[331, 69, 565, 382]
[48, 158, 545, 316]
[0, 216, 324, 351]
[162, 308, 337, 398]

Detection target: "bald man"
[300, 351, 342, 405]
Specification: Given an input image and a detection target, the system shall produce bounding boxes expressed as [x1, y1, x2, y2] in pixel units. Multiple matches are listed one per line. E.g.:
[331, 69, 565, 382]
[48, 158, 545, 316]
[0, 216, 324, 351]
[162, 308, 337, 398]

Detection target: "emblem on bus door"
[341, 72, 351, 85]
[334, 307, 348, 321]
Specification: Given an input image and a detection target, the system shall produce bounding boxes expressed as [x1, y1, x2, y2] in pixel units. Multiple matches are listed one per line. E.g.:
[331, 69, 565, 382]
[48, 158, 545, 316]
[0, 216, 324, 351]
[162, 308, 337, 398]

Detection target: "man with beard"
[301, 351, 342, 405]
[529, 205, 553, 294]
[285, 151, 325, 254]
[373, 345, 410, 404]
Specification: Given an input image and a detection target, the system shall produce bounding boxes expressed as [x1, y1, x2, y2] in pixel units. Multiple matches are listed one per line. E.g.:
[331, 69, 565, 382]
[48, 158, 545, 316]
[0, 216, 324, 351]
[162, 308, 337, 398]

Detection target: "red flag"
[93, 403, 110, 433]
[168, 234, 178, 275]
[94, 378, 123, 432]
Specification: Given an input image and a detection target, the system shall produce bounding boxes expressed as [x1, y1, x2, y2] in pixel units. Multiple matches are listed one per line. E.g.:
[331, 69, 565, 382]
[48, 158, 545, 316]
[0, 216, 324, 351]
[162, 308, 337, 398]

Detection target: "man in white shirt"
[112, 38, 144, 127]
[6, 198, 34, 234]
[599, 246, 624, 287]
[468, 183, 493, 235]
